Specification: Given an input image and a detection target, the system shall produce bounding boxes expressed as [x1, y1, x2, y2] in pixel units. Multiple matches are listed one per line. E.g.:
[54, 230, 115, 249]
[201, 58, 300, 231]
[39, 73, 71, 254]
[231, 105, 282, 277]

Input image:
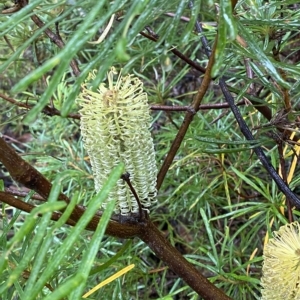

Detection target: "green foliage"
[0, 165, 122, 299]
[1, 0, 300, 299]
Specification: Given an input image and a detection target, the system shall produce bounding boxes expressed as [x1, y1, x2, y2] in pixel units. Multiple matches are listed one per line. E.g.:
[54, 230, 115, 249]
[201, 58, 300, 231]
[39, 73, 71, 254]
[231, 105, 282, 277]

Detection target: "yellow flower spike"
[78, 68, 157, 215]
[261, 222, 300, 299]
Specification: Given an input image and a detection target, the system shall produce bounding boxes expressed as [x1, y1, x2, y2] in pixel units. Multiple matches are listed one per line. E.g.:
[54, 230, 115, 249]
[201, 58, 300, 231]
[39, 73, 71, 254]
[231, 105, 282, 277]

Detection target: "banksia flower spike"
[78, 67, 157, 216]
[261, 222, 300, 299]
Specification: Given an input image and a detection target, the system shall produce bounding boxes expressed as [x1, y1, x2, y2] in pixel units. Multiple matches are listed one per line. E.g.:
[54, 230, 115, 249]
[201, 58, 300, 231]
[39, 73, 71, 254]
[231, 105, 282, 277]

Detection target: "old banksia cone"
[261, 222, 300, 299]
[78, 67, 157, 215]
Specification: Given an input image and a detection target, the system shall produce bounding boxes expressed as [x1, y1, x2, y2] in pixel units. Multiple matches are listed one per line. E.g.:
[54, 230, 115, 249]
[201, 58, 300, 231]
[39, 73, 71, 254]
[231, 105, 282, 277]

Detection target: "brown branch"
[0, 185, 231, 299]
[138, 220, 231, 300]
[1, 3, 21, 14]
[151, 100, 245, 111]
[5, 187, 45, 201]
[139, 31, 206, 74]
[29, 15, 79, 77]
[0, 93, 29, 109]
[156, 40, 217, 190]
[115, 15, 207, 74]
[0, 90, 246, 116]
[0, 92, 80, 119]
[0, 191, 77, 226]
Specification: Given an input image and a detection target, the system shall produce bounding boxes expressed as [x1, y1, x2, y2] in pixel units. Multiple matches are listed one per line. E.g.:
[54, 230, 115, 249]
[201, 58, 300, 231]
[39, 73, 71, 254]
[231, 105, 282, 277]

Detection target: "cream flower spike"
[79, 67, 157, 215]
[261, 222, 300, 299]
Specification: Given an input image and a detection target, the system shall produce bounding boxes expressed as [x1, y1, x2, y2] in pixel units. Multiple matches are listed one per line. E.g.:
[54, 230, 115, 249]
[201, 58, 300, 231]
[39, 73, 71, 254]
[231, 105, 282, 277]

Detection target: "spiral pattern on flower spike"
[78, 67, 157, 215]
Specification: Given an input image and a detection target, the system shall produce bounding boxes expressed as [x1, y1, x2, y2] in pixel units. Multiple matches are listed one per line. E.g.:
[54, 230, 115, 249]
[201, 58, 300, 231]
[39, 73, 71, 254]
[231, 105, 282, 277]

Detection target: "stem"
[138, 219, 231, 300]
[156, 40, 217, 190]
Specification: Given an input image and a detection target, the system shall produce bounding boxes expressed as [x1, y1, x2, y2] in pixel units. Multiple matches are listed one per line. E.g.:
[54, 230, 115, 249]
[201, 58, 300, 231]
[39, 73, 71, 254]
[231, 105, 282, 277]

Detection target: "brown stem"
[0, 190, 140, 237]
[151, 100, 245, 111]
[4, 187, 45, 200]
[156, 40, 217, 190]
[0, 187, 230, 298]
[139, 31, 206, 74]
[1, 3, 21, 14]
[0, 92, 80, 119]
[0, 93, 29, 109]
[0, 91, 246, 117]
[138, 219, 231, 300]
[0, 192, 77, 226]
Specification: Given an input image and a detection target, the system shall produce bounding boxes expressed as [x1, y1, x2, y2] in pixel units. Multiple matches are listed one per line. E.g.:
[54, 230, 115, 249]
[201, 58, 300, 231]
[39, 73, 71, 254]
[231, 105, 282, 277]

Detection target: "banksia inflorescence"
[78, 67, 157, 215]
[261, 222, 300, 299]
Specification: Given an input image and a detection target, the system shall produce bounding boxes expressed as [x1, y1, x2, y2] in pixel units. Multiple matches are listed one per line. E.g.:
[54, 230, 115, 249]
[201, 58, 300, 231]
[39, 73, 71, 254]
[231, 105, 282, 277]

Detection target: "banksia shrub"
[261, 222, 300, 299]
[78, 68, 157, 215]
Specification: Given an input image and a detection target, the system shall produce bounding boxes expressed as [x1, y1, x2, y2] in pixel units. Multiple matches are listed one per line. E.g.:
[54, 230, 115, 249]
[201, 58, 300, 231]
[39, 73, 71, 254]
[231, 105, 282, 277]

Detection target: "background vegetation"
[1, 0, 300, 299]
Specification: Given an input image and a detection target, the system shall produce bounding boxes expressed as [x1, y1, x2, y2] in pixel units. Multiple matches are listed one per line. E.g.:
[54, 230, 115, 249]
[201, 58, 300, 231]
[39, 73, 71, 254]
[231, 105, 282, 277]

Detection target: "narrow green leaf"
[28, 163, 124, 300]
[42, 273, 85, 300]
[222, 0, 237, 40]
[201, 147, 260, 154]
[200, 208, 219, 268]
[6, 202, 65, 252]
[22, 58, 70, 124]
[0, 0, 44, 33]
[195, 136, 260, 145]
[212, 0, 237, 77]
[0, 5, 75, 74]
[237, 21, 289, 88]
[23, 192, 79, 298]
[13, 0, 110, 124]
[231, 166, 269, 198]
[70, 199, 117, 299]
[0, 201, 66, 293]
[116, 37, 130, 62]
[89, 240, 132, 276]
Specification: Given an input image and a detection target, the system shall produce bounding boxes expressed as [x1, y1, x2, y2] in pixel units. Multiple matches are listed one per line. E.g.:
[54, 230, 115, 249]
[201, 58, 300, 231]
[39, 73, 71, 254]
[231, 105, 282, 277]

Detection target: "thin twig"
[139, 31, 206, 74]
[121, 172, 145, 220]
[0, 191, 77, 226]
[151, 101, 245, 111]
[0, 92, 80, 119]
[156, 40, 217, 190]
